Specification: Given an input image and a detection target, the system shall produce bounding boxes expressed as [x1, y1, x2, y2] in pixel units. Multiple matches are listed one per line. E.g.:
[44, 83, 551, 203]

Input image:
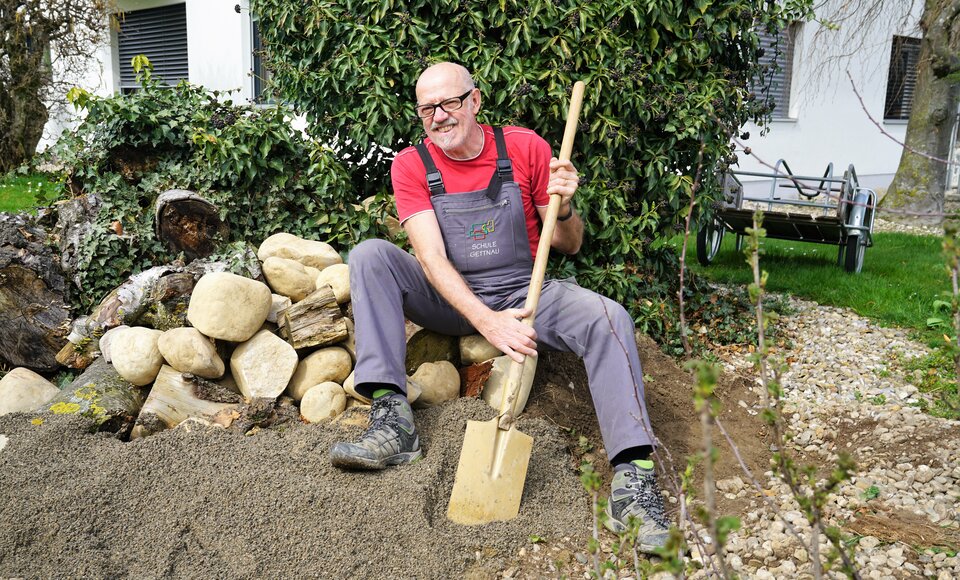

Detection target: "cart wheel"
[696, 218, 724, 266]
[844, 234, 865, 273]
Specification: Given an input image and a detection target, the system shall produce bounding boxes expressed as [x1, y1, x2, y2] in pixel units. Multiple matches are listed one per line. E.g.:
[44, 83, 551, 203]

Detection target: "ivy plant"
[46, 58, 358, 311]
[251, 0, 815, 331]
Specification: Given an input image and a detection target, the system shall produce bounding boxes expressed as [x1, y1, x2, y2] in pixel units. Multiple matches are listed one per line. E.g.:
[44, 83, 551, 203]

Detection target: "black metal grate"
[117, 3, 188, 91]
[884, 36, 921, 121]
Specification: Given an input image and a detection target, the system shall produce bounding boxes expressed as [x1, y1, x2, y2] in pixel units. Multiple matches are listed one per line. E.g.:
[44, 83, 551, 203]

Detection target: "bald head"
[416, 62, 475, 101]
[414, 61, 483, 159]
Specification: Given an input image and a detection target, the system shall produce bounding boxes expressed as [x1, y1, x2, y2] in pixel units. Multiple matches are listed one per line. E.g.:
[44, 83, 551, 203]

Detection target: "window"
[884, 36, 921, 121]
[116, 3, 189, 93]
[753, 23, 798, 120]
[251, 17, 272, 103]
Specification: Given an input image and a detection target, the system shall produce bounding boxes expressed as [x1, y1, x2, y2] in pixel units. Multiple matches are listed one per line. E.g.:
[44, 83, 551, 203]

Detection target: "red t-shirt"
[391, 125, 551, 258]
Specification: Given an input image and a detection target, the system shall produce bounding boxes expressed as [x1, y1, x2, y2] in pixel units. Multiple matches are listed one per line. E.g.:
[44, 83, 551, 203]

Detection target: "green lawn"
[0, 173, 61, 213]
[680, 230, 949, 343]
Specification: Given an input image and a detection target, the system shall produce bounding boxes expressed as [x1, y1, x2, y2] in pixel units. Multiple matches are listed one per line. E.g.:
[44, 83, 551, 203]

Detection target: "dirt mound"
[528, 335, 771, 515]
[0, 335, 770, 578]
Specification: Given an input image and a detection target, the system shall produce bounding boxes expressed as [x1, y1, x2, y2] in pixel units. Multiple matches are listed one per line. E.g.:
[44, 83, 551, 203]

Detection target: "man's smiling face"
[416, 63, 482, 159]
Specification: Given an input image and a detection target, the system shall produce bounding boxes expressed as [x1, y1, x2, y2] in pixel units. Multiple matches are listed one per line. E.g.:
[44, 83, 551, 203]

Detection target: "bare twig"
[846, 70, 951, 165]
[678, 140, 708, 357]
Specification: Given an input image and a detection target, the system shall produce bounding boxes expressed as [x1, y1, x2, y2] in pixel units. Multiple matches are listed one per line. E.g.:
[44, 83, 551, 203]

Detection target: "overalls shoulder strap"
[414, 127, 514, 199]
[415, 142, 446, 196]
[484, 127, 514, 200]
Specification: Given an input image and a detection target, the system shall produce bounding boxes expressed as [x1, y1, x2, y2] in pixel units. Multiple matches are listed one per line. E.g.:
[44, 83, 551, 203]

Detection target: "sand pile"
[0, 339, 772, 578]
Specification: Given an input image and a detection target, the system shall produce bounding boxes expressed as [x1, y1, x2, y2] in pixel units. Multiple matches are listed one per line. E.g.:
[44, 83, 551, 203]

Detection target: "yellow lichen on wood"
[49, 402, 82, 414]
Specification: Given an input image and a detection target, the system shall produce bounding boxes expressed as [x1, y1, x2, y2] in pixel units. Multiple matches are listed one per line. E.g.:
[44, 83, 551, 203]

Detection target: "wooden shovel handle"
[498, 81, 586, 426]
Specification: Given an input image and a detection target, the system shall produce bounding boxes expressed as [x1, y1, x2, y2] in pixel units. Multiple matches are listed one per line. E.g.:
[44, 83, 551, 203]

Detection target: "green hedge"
[250, 0, 813, 325]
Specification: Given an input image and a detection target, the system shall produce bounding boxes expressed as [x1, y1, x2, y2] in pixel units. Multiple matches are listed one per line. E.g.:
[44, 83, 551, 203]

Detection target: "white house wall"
[42, 0, 928, 192]
[738, 2, 925, 195]
[40, 0, 258, 150]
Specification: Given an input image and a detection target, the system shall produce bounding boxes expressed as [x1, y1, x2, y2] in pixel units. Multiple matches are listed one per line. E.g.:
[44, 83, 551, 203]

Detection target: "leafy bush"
[251, 0, 814, 330]
[46, 59, 363, 310]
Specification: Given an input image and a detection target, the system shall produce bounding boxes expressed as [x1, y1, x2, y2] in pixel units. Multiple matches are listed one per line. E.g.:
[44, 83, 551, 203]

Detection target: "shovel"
[447, 81, 586, 526]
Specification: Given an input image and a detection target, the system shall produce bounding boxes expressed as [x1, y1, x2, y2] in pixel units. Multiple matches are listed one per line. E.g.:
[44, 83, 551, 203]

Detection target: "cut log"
[277, 285, 347, 349]
[137, 271, 195, 330]
[154, 189, 228, 260]
[130, 366, 240, 439]
[56, 265, 180, 369]
[0, 214, 71, 372]
[404, 321, 459, 375]
[46, 358, 146, 435]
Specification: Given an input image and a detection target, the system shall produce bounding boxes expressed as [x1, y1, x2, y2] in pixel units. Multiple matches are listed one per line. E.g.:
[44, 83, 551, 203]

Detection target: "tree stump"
[51, 193, 101, 287]
[154, 189, 228, 260]
[0, 214, 71, 372]
[46, 358, 146, 436]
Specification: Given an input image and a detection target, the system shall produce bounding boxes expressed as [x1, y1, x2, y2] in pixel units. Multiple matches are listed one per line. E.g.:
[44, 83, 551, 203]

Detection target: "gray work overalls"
[348, 127, 655, 458]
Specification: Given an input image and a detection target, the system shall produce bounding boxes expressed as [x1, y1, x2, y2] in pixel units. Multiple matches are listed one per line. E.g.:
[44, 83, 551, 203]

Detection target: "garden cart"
[696, 160, 877, 273]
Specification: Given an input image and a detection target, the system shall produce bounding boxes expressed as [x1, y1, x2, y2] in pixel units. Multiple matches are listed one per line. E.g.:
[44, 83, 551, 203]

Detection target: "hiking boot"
[329, 393, 422, 470]
[604, 461, 671, 553]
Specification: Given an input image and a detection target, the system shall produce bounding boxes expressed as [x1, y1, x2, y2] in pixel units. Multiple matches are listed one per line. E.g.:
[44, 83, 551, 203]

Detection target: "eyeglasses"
[415, 89, 474, 119]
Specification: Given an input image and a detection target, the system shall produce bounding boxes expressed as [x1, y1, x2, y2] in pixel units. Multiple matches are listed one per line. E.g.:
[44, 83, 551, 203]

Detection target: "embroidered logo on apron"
[467, 219, 495, 240]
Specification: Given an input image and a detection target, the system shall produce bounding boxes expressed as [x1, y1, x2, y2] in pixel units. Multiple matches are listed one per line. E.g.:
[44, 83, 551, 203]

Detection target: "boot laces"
[622, 469, 670, 529]
[360, 398, 402, 445]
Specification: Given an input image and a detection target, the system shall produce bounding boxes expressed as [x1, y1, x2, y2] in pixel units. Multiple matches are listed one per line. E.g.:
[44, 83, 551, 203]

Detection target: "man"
[330, 62, 669, 551]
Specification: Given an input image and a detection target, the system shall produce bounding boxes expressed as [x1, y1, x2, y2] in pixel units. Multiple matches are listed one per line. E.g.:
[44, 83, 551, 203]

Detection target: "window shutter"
[753, 24, 796, 120]
[884, 36, 921, 121]
[117, 3, 188, 91]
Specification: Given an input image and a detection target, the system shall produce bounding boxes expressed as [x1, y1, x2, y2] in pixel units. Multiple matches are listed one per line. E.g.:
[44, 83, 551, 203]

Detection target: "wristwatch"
[557, 205, 575, 222]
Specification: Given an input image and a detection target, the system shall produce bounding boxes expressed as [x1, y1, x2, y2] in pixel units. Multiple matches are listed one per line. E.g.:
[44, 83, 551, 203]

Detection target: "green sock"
[372, 388, 396, 399]
[631, 459, 654, 470]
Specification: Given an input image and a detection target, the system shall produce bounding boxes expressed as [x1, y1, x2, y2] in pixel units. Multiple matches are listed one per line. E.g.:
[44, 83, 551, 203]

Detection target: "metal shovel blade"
[446, 417, 533, 525]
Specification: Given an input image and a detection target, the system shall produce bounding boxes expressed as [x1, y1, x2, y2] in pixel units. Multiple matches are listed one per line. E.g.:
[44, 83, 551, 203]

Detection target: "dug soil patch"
[0, 334, 771, 577]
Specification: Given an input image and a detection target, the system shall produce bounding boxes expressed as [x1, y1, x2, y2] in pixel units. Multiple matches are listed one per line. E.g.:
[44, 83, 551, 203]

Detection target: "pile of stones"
[0, 233, 523, 437]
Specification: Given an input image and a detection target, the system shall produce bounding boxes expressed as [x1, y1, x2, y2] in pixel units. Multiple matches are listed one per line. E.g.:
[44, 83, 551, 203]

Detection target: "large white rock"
[299, 382, 347, 423]
[341, 371, 368, 403]
[267, 294, 292, 324]
[405, 378, 423, 405]
[187, 272, 272, 342]
[111, 327, 166, 386]
[0, 368, 59, 415]
[257, 233, 343, 270]
[230, 330, 299, 399]
[98, 325, 130, 363]
[315, 263, 350, 304]
[262, 256, 316, 302]
[157, 327, 224, 379]
[340, 319, 356, 362]
[459, 334, 501, 364]
[342, 371, 420, 405]
[481, 355, 537, 414]
[411, 361, 460, 407]
[286, 346, 352, 401]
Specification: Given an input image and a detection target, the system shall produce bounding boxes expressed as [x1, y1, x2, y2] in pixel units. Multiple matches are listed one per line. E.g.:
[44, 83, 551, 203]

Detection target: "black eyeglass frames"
[415, 89, 474, 119]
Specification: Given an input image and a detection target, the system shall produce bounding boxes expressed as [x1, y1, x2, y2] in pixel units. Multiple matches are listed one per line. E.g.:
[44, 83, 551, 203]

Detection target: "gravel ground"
[703, 296, 960, 580]
[508, 293, 960, 580]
